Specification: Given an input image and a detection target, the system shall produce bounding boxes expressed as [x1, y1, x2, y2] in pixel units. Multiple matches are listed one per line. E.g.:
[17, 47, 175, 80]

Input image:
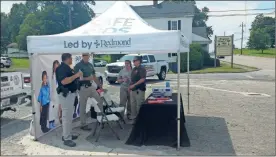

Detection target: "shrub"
[179, 43, 203, 72]
[201, 50, 211, 66]
[110, 54, 125, 62]
[204, 58, 221, 67]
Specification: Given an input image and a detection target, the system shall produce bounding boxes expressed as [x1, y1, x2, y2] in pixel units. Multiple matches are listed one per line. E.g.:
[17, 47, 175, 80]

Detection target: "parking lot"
[1, 66, 275, 155]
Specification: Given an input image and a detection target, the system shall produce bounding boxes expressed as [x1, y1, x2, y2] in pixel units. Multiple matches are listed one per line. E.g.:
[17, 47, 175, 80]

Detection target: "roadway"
[2, 55, 274, 127]
[1, 55, 275, 155]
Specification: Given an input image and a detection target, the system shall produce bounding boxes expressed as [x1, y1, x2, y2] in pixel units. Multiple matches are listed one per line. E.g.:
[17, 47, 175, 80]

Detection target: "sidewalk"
[19, 118, 193, 155]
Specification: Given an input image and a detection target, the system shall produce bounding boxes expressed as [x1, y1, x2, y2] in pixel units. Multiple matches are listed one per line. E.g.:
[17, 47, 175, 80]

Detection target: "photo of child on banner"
[37, 71, 51, 133]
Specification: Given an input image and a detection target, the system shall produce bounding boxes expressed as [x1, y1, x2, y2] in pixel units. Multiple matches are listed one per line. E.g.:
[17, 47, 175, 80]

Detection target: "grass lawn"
[1, 58, 30, 72]
[190, 62, 258, 74]
[234, 48, 275, 58]
[11, 58, 30, 69]
[169, 62, 258, 74]
[94, 55, 111, 63]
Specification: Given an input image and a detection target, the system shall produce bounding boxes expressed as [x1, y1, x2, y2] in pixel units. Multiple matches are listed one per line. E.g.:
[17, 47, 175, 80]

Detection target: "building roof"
[192, 33, 211, 44]
[131, 1, 195, 18]
[6, 43, 18, 48]
[192, 27, 208, 38]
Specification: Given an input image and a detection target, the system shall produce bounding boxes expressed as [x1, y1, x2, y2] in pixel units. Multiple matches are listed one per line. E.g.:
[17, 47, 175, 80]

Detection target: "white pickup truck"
[1, 72, 30, 115]
[105, 54, 169, 84]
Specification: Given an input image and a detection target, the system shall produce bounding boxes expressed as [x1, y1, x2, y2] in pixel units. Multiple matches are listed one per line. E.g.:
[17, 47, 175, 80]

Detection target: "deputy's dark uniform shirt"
[74, 60, 95, 85]
[56, 62, 78, 92]
[131, 65, 147, 91]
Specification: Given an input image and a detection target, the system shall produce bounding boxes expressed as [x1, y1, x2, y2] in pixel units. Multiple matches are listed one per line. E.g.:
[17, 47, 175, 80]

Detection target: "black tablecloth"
[125, 93, 190, 147]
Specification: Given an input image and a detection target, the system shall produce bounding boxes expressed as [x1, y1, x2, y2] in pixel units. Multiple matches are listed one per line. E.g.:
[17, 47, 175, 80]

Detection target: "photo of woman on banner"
[49, 60, 60, 129]
[38, 71, 51, 133]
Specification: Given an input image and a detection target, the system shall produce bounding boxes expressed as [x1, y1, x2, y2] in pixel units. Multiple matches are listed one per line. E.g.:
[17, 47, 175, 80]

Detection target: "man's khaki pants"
[130, 89, 145, 120]
[79, 86, 103, 127]
[120, 86, 131, 116]
[59, 92, 76, 141]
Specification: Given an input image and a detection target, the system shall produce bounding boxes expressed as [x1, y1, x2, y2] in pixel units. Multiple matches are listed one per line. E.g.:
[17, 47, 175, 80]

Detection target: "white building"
[5, 43, 28, 58]
[130, 0, 212, 62]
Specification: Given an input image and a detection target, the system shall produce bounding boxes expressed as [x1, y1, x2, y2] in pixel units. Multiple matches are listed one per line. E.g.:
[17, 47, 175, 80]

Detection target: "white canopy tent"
[27, 1, 190, 149]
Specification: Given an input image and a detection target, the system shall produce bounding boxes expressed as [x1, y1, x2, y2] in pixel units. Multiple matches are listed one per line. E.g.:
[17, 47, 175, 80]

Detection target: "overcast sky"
[1, 1, 275, 51]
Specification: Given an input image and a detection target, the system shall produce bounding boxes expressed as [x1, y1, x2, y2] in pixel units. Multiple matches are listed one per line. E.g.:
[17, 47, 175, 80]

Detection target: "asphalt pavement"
[1, 55, 275, 155]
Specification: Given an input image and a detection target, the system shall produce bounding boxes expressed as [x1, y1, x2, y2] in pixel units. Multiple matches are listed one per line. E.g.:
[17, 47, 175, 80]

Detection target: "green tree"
[250, 14, 275, 48]
[247, 28, 271, 53]
[16, 1, 96, 50]
[1, 12, 10, 53]
[16, 13, 42, 50]
[8, 3, 29, 42]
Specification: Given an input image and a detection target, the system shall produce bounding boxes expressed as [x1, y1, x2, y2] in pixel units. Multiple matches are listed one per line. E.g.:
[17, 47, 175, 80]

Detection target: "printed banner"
[31, 55, 92, 138]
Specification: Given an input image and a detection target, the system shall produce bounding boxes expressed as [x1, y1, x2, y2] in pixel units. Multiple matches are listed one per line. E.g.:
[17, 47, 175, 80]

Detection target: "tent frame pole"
[187, 48, 190, 114]
[29, 53, 38, 141]
[177, 50, 181, 150]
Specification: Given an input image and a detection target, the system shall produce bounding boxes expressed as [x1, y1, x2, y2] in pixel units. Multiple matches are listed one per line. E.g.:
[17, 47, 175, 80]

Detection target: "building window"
[171, 21, 177, 30]
[168, 20, 181, 30]
[172, 53, 177, 56]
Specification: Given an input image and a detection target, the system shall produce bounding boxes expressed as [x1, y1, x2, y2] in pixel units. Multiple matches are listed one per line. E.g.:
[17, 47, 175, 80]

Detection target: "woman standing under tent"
[49, 60, 60, 129]
[117, 60, 132, 120]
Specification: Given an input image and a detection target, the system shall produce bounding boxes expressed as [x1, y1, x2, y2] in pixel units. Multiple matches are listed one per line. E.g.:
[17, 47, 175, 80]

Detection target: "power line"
[94, 7, 275, 16]
[208, 12, 275, 17]
[207, 8, 274, 13]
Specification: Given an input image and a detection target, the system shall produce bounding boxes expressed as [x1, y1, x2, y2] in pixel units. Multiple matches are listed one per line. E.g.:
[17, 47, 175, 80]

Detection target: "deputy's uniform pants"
[120, 86, 131, 116]
[79, 86, 103, 127]
[130, 89, 145, 120]
[59, 92, 76, 140]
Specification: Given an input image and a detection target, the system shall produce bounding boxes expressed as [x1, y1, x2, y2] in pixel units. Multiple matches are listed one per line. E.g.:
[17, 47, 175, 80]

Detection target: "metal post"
[187, 49, 190, 114]
[214, 35, 217, 67]
[29, 53, 37, 140]
[177, 50, 181, 150]
[231, 34, 234, 68]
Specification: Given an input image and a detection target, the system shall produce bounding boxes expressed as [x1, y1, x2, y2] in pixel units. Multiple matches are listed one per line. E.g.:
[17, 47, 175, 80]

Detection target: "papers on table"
[147, 96, 173, 102]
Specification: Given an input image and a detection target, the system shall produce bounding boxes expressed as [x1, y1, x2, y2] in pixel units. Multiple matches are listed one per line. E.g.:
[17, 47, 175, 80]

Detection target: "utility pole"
[68, 1, 74, 30]
[240, 22, 246, 55]
[62, 1, 73, 30]
[69, 6, 72, 30]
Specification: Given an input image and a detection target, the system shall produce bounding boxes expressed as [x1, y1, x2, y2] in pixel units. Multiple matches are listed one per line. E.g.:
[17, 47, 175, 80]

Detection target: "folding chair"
[89, 97, 121, 142]
[98, 89, 126, 124]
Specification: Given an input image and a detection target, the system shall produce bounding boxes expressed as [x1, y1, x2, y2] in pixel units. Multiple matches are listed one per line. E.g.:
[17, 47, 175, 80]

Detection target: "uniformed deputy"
[74, 53, 104, 131]
[129, 56, 147, 123]
[56, 53, 83, 147]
